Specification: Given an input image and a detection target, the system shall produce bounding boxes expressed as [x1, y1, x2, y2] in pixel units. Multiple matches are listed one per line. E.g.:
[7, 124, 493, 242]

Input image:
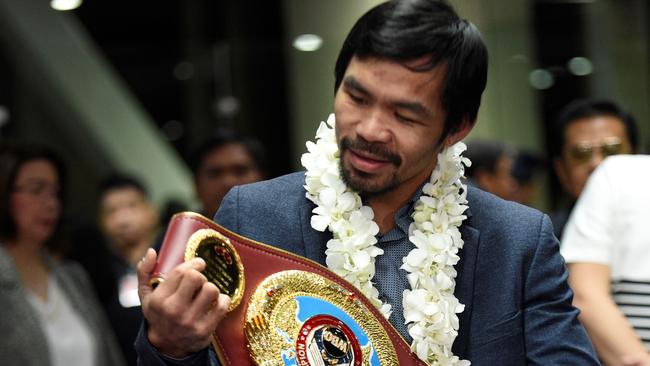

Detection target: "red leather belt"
[153, 212, 426, 366]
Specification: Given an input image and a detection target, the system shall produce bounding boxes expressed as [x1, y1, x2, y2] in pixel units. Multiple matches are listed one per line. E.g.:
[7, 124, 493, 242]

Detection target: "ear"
[444, 120, 474, 147]
[553, 158, 570, 192]
[474, 170, 493, 191]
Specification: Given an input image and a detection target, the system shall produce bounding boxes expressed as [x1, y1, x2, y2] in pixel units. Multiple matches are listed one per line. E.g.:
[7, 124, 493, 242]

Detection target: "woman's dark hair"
[334, 0, 488, 140]
[0, 143, 67, 251]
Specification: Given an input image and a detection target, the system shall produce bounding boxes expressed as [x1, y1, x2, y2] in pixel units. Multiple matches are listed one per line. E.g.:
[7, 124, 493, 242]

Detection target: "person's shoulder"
[216, 172, 311, 244]
[467, 185, 543, 220]
[234, 172, 307, 201]
[224, 171, 310, 212]
[56, 258, 91, 281]
[240, 171, 306, 193]
[466, 185, 548, 236]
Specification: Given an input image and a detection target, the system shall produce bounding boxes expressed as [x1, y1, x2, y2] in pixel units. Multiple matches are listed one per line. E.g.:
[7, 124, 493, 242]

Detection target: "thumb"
[137, 248, 158, 303]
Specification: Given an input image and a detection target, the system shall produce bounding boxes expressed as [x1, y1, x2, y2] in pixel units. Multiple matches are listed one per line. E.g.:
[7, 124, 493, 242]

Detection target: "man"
[510, 150, 546, 206]
[190, 130, 266, 218]
[551, 98, 638, 238]
[98, 174, 159, 366]
[464, 139, 518, 201]
[99, 175, 159, 267]
[562, 155, 650, 366]
[135, 1, 599, 365]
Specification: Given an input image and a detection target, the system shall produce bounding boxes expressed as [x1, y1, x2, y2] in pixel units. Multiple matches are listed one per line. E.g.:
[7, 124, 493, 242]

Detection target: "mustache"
[340, 137, 402, 166]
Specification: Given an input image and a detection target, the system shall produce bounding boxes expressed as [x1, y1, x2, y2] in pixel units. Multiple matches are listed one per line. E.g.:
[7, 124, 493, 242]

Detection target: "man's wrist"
[136, 322, 211, 366]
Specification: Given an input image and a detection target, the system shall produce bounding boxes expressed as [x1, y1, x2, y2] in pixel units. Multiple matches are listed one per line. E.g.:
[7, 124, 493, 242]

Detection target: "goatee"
[339, 137, 401, 195]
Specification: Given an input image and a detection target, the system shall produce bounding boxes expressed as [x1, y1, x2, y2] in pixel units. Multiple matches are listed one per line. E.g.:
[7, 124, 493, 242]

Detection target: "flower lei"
[301, 114, 471, 366]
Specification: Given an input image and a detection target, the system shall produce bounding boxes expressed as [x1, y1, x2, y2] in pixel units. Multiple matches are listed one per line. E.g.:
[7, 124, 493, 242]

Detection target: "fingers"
[174, 262, 210, 301]
[192, 286, 230, 335]
[137, 248, 158, 301]
[143, 263, 230, 358]
[154, 257, 206, 299]
[206, 293, 231, 324]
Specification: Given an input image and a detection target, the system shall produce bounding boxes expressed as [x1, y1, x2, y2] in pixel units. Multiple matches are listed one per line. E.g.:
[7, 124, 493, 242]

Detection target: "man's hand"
[137, 248, 231, 358]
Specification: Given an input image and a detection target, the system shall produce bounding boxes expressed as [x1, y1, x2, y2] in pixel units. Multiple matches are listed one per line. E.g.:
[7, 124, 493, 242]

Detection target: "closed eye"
[348, 91, 367, 105]
[395, 113, 416, 124]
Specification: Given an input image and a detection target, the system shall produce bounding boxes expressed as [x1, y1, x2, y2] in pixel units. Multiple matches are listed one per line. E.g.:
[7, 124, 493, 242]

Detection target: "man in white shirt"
[561, 154, 650, 365]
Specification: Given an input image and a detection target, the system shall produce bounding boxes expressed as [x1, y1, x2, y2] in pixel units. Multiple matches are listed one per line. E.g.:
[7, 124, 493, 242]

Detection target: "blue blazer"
[136, 172, 600, 365]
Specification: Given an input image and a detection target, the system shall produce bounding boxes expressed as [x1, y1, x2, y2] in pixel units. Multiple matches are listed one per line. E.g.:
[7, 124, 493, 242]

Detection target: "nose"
[221, 173, 240, 189]
[41, 194, 61, 215]
[587, 149, 606, 172]
[355, 109, 391, 143]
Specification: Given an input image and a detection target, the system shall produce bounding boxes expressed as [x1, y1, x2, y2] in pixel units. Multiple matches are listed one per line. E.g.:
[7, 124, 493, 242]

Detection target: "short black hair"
[512, 150, 546, 185]
[552, 98, 639, 157]
[464, 140, 512, 179]
[334, 0, 488, 140]
[0, 143, 67, 250]
[97, 174, 148, 201]
[189, 129, 267, 177]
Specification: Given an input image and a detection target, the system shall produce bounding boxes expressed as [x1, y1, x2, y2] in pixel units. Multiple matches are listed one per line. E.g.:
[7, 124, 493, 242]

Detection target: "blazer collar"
[452, 208, 480, 358]
[300, 201, 329, 266]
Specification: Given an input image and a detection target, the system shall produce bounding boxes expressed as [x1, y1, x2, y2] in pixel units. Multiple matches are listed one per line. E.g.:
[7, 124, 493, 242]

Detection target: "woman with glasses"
[0, 143, 125, 366]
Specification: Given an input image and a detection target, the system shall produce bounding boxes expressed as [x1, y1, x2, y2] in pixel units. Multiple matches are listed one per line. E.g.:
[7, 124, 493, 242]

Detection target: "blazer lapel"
[452, 213, 480, 358]
[299, 202, 330, 266]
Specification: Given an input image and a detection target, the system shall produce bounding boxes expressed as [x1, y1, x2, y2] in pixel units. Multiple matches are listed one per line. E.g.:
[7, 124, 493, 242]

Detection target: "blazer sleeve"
[134, 323, 215, 366]
[523, 214, 600, 365]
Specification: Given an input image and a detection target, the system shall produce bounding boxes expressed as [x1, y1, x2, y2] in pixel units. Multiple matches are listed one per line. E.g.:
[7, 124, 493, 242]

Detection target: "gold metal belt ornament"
[152, 212, 426, 366]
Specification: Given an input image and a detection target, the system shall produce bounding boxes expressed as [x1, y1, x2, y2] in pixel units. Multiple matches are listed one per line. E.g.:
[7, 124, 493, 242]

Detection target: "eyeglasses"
[566, 137, 628, 164]
[13, 180, 61, 199]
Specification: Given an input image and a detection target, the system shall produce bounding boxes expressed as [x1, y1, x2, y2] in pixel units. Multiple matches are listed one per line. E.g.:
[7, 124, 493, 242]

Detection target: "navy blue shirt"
[371, 186, 423, 342]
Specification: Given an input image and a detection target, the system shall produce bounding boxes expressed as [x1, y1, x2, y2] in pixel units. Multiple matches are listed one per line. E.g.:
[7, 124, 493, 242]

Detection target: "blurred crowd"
[0, 129, 266, 366]
[0, 95, 647, 365]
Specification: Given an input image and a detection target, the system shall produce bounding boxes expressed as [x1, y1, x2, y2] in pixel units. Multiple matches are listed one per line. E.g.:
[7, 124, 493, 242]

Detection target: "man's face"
[100, 187, 157, 251]
[334, 56, 470, 198]
[195, 143, 263, 217]
[554, 115, 632, 199]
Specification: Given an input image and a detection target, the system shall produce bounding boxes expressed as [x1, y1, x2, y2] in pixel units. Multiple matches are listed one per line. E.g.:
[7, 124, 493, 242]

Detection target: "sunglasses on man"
[567, 136, 629, 164]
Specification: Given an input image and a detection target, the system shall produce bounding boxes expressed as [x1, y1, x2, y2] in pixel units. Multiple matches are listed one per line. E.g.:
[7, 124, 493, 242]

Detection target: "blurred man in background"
[189, 130, 266, 218]
[511, 150, 546, 207]
[97, 174, 159, 366]
[464, 139, 518, 201]
[551, 98, 638, 238]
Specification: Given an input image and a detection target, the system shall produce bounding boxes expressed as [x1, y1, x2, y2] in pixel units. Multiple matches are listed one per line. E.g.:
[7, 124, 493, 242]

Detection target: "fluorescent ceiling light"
[293, 34, 323, 52]
[567, 57, 594, 76]
[50, 0, 83, 11]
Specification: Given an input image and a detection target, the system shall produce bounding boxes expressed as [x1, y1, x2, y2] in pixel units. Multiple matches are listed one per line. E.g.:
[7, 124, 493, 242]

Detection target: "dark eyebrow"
[393, 101, 430, 118]
[342, 77, 371, 97]
[343, 75, 432, 118]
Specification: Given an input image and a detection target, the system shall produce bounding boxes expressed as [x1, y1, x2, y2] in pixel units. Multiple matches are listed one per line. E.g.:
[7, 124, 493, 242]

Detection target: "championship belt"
[152, 212, 426, 366]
